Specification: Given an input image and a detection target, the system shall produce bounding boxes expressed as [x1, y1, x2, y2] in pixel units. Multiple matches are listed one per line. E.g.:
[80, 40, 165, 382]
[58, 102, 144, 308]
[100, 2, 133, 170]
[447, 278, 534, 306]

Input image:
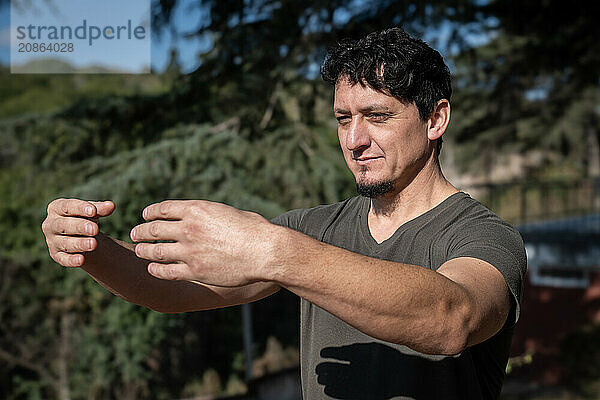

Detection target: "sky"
[10, 0, 151, 73]
[0, 0, 210, 73]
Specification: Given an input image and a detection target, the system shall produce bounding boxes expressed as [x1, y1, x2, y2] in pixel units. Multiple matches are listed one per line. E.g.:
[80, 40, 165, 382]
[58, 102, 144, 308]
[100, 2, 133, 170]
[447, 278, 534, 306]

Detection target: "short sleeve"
[270, 208, 309, 231]
[447, 219, 528, 326]
[270, 198, 356, 240]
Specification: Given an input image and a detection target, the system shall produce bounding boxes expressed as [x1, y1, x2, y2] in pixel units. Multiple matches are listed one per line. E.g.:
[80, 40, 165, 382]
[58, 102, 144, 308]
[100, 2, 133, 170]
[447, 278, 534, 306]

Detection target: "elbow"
[381, 324, 469, 356]
[402, 295, 472, 356]
[366, 293, 475, 355]
[436, 299, 473, 356]
[375, 304, 471, 355]
[437, 333, 469, 356]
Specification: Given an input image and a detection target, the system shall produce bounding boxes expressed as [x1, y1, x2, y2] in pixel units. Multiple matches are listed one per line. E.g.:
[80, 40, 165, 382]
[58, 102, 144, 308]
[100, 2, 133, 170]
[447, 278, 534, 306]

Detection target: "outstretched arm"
[42, 199, 279, 313]
[84, 233, 279, 313]
[132, 199, 510, 355]
[269, 232, 510, 355]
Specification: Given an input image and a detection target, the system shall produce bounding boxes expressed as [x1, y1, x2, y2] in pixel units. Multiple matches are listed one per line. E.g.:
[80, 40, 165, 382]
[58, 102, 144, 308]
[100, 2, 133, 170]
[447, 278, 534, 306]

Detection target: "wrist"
[259, 223, 291, 284]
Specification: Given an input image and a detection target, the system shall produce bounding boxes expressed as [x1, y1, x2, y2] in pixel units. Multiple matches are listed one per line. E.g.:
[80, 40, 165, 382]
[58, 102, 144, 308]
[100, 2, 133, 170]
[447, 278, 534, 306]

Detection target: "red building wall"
[509, 272, 600, 384]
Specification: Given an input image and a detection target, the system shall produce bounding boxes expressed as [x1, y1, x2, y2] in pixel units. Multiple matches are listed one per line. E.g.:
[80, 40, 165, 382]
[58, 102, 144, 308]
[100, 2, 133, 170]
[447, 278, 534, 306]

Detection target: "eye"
[336, 115, 351, 125]
[368, 113, 390, 122]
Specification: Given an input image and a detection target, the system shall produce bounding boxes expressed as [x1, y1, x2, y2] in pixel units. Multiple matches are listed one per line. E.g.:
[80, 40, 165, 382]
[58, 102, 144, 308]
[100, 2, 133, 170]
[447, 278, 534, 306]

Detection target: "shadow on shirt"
[315, 342, 479, 399]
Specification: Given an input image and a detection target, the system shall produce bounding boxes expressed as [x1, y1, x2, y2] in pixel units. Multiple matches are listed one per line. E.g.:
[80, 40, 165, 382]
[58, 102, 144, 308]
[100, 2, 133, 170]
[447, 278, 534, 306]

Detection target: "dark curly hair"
[321, 27, 452, 154]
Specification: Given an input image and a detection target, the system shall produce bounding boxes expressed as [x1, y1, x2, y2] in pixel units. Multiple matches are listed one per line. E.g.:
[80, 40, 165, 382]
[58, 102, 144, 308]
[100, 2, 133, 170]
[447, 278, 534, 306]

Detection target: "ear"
[427, 99, 451, 141]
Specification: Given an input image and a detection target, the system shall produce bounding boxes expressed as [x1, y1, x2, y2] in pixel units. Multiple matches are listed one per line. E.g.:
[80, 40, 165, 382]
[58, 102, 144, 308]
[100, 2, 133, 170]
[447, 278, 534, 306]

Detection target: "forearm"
[266, 227, 473, 355]
[83, 233, 278, 313]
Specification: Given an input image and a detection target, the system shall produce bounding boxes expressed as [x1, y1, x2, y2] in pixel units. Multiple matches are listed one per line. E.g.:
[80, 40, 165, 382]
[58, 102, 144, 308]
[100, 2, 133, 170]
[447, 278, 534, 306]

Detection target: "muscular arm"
[134, 200, 511, 355]
[266, 227, 510, 355]
[276, 238, 511, 354]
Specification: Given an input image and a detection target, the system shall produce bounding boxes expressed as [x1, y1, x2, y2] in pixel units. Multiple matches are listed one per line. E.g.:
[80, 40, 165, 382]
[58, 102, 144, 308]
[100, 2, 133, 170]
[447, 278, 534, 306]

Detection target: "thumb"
[89, 200, 116, 217]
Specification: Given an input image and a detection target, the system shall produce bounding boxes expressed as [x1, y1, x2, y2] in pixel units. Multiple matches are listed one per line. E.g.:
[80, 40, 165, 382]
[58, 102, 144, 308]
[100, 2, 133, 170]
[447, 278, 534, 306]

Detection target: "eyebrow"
[334, 105, 393, 114]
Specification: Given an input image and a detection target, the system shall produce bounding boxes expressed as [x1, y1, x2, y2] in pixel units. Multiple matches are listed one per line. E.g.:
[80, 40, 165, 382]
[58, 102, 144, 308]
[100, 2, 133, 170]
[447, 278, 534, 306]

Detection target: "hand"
[130, 200, 277, 287]
[42, 199, 116, 267]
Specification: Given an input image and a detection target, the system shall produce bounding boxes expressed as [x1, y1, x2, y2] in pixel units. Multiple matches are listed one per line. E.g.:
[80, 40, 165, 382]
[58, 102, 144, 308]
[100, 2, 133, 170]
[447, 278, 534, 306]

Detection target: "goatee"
[356, 181, 393, 198]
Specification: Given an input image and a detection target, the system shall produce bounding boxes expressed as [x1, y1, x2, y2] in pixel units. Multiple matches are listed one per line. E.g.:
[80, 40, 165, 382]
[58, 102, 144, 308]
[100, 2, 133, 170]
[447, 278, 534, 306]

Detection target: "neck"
[367, 157, 458, 242]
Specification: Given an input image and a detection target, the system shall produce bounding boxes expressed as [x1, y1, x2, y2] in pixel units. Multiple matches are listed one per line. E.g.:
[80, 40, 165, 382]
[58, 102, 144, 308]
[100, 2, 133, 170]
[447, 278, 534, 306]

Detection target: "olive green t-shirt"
[271, 192, 527, 400]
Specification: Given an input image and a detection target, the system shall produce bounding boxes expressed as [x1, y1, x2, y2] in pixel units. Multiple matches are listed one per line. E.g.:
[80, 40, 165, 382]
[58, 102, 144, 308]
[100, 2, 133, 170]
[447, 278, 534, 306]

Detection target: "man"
[42, 28, 526, 399]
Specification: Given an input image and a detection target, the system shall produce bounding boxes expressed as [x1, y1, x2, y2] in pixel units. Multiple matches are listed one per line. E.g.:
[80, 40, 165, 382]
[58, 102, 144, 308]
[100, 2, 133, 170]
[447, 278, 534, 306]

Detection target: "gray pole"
[242, 303, 253, 382]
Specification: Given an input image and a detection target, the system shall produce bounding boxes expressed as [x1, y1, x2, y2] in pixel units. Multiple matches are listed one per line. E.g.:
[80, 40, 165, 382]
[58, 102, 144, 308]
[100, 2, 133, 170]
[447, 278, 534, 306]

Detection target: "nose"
[344, 117, 370, 152]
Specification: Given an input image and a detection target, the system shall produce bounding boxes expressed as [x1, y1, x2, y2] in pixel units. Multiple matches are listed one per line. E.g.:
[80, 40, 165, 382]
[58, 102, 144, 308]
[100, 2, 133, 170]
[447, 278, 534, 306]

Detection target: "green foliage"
[0, 63, 350, 399]
[0, 67, 168, 119]
[505, 350, 533, 375]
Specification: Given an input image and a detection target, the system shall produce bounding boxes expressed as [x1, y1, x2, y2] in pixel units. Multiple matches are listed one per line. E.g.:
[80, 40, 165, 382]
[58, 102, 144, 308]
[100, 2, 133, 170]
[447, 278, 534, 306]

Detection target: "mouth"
[353, 156, 383, 165]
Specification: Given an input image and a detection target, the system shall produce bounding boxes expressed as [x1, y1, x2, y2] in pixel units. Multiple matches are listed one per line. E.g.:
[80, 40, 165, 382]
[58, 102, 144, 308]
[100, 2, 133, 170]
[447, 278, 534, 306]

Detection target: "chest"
[320, 215, 451, 271]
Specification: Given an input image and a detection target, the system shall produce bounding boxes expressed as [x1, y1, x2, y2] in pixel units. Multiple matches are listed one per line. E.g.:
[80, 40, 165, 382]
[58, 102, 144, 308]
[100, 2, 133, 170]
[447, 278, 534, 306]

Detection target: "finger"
[48, 198, 98, 218]
[320, 345, 358, 362]
[315, 362, 352, 384]
[53, 236, 97, 253]
[134, 242, 183, 262]
[48, 217, 98, 236]
[54, 252, 85, 268]
[147, 262, 193, 281]
[89, 201, 116, 217]
[142, 200, 189, 221]
[130, 221, 182, 242]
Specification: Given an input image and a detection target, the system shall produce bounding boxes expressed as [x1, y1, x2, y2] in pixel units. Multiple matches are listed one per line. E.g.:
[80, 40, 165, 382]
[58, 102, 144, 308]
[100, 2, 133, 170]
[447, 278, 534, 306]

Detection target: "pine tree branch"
[259, 80, 283, 130]
[0, 347, 58, 389]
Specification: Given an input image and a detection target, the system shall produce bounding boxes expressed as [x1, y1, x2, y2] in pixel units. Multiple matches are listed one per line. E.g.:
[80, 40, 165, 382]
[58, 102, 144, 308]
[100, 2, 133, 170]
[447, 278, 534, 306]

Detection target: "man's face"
[333, 79, 431, 197]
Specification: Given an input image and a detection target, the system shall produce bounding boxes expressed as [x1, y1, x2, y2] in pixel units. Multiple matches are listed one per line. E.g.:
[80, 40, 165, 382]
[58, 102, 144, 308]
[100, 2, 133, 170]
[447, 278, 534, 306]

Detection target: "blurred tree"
[150, 0, 479, 135]
[448, 0, 600, 179]
[151, 0, 600, 179]
[0, 106, 351, 398]
[166, 0, 600, 179]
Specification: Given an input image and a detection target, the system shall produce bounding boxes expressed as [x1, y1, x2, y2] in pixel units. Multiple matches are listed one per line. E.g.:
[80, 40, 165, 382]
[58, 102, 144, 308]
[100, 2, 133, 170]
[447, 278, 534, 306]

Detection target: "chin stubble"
[356, 181, 393, 198]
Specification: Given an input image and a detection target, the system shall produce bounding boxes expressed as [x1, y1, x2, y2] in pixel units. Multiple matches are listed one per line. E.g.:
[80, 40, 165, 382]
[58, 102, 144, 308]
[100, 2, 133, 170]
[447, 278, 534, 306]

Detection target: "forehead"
[333, 79, 404, 111]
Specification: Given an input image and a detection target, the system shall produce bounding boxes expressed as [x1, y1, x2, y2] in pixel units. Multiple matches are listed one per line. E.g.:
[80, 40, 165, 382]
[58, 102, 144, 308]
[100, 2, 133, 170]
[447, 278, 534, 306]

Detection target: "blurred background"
[1, 0, 599, 399]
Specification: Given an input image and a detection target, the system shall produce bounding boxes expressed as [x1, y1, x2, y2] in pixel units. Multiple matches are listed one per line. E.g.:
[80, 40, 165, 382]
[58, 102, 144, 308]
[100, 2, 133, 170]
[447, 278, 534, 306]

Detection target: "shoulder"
[441, 191, 513, 226]
[444, 193, 525, 259]
[270, 196, 364, 237]
[441, 192, 528, 325]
